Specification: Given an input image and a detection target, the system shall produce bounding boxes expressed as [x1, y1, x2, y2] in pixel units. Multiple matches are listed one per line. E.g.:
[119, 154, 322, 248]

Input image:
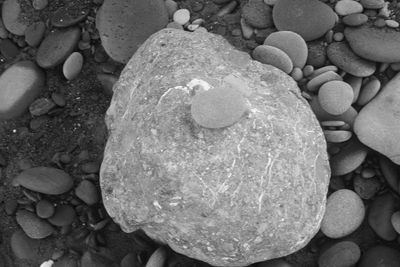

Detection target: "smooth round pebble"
[75, 180, 100, 205]
[342, 13, 368, 26]
[36, 199, 55, 219]
[318, 241, 361, 267]
[191, 86, 247, 129]
[11, 230, 41, 260]
[318, 80, 354, 115]
[391, 211, 400, 234]
[357, 78, 381, 106]
[307, 71, 343, 92]
[329, 138, 367, 176]
[48, 205, 76, 226]
[264, 31, 307, 68]
[321, 189, 365, 238]
[385, 20, 399, 28]
[358, 246, 400, 267]
[63, 52, 83, 80]
[173, 9, 190, 25]
[323, 130, 352, 143]
[309, 65, 338, 79]
[290, 67, 303, 81]
[32, 0, 48, 10]
[16, 210, 54, 239]
[121, 253, 139, 267]
[252, 45, 293, 74]
[368, 193, 397, 241]
[335, 0, 363, 16]
[333, 32, 344, 42]
[302, 65, 314, 77]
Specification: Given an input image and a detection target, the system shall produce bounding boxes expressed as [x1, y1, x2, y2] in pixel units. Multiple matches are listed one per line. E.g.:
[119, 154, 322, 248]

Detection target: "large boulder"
[100, 28, 330, 266]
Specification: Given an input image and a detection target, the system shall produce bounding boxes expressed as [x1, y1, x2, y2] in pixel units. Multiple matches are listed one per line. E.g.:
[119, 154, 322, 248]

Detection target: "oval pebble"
[334, 0, 363, 16]
[75, 180, 100, 205]
[63, 52, 83, 80]
[51, 6, 89, 27]
[36, 27, 80, 68]
[360, 0, 384, 9]
[252, 45, 293, 74]
[290, 67, 303, 81]
[307, 71, 343, 92]
[323, 130, 352, 143]
[32, 0, 48, 10]
[121, 253, 139, 267]
[358, 246, 400, 267]
[48, 204, 76, 226]
[29, 98, 56, 116]
[368, 192, 397, 241]
[173, 9, 190, 25]
[309, 65, 339, 79]
[357, 78, 381, 106]
[386, 20, 399, 28]
[146, 247, 167, 267]
[344, 75, 362, 103]
[242, 0, 273, 29]
[321, 189, 365, 238]
[342, 13, 368, 26]
[2, 0, 29, 35]
[318, 80, 354, 115]
[318, 241, 361, 267]
[191, 86, 247, 129]
[391, 211, 400, 234]
[329, 138, 367, 176]
[36, 199, 55, 219]
[11, 230, 41, 260]
[16, 210, 54, 239]
[264, 31, 307, 69]
[353, 175, 380, 199]
[25, 21, 46, 47]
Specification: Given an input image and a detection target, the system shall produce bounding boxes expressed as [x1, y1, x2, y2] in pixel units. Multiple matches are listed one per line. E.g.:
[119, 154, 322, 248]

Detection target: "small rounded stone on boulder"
[321, 189, 365, 238]
[173, 9, 190, 25]
[252, 45, 293, 74]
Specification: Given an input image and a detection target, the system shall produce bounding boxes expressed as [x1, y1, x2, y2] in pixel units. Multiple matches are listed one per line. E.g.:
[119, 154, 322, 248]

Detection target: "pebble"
[378, 156, 400, 192]
[191, 86, 247, 128]
[373, 18, 386, 27]
[272, 0, 336, 41]
[306, 71, 342, 92]
[391, 211, 400, 234]
[0, 38, 19, 60]
[16, 210, 54, 239]
[121, 253, 139, 267]
[11, 230, 41, 260]
[173, 9, 190, 25]
[252, 45, 293, 74]
[332, 32, 344, 42]
[360, 0, 384, 9]
[318, 241, 361, 267]
[302, 65, 314, 77]
[358, 246, 400, 267]
[368, 192, 397, 241]
[334, 0, 363, 16]
[327, 42, 376, 77]
[0, 61, 45, 119]
[29, 98, 56, 116]
[318, 80, 354, 115]
[165, 0, 178, 18]
[48, 205, 76, 226]
[4, 199, 18, 215]
[13, 167, 74, 195]
[32, 0, 48, 10]
[51, 93, 66, 107]
[309, 65, 339, 79]
[345, 26, 400, 63]
[75, 180, 100, 205]
[36, 199, 55, 219]
[25, 21, 46, 47]
[242, 0, 273, 28]
[217, 1, 238, 17]
[323, 130, 352, 143]
[357, 78, 381, 106]
[306, 41, 327, 68]
[36, 27, 81, 68]
[63, 52, 84, 80]
[146, 247, 167, 267]
[353, 175, 380, 199]
[40, 260, 54, 267]
[0, 17, 8, 38]
[81, 162, 100, 174]
[2, 0, 28, 35]
[385, 20, 399, 28]
[344, 75, 362, 103]
[290, 67, 303, 81]
[329, 138, 368, 176]
[240, 18, 254, 39]
[51, 6, 89, 27]
[321, 189, 365, 238]
[342, 13, 368, 26]
[264, 31, 307, 69]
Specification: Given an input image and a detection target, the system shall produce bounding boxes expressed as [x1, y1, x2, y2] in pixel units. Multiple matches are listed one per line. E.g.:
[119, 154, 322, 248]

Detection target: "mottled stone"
[100, 28, 330, 267]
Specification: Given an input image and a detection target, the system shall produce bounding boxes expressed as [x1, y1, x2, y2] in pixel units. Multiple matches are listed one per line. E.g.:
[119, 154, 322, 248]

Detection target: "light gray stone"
[100, 28, 330, 266]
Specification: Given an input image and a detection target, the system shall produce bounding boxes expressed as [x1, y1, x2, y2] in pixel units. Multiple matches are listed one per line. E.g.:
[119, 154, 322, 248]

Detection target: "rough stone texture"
[100, 28, 330, 266]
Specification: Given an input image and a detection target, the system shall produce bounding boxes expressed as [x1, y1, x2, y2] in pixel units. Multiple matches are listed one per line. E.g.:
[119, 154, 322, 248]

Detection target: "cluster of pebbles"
[1, 0, 400, 266]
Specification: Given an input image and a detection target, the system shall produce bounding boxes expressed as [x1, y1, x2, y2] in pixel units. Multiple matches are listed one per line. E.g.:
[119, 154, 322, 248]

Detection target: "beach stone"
[323, 130, 352, 143]
[25, 21, 46, 47]
[32, 0, 48, 10]
[318, 80, 354, 115]
[36, 199, 55, 219]
[318, 241, 361, 267]
[327, 42, 375, 77]
[242, 0, 273, 29]
[16, 210, 54, 239]
[354, 73, 400, 164]
[368, 192, 398, 241]
[264, 31, 307, 69]
[29, 98, 56, 116]
[306, 41, 327, 68]
[379, 156, 400, 192]
[272, 0, 336, 41]
[96, 0, 168, 63]
[335, 0, 363, 16]
[36, 27, 81, 68]
[11, 230, 41, 260]
[63, 52, 84, 80]
[173, 9, 190, 25]
[344, 75, 362, 103]
[0, 61, 45, 120]
[0, 17, 8, 39]
[252, 45, 293, 74]
[75, 180, 100, 205]
[357, 78, 381, 106]
[48, 205, 76, 226]
[306, 71, 342, 92]
[51, 5, 89, 28]
[360, 0, 384, 9]
[344, 26, 400, 63]
[321, 189, 365, 238]
[353, 175, 380, 199]
[359, 246, 400, 267]
[342, 13, 368, 26]
[0, 38, 19, 60]
[2, 0, 29, 36]
[391, 211, 400, 234]
[100, 28, 330, 267]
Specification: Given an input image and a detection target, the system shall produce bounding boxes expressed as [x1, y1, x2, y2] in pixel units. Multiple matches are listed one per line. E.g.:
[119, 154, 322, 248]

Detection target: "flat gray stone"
[100, 28, 330, 267]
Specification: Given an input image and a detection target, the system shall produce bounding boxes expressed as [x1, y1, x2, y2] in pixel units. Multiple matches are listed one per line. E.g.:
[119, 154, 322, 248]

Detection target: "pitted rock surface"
[100, 28, 330, 266]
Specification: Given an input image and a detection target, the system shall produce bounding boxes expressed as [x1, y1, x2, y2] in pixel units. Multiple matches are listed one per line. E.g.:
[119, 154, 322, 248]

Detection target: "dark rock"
[25, 21, 46, 47]
[75, 180, 100, 205]
[48, 204, 76, 226]
[0, 38, 19, 60]
[242, 0, 273, 29]
[16, 210, 54, 239]
[11, 230, 41, 260]
[100, 28, 330, 266]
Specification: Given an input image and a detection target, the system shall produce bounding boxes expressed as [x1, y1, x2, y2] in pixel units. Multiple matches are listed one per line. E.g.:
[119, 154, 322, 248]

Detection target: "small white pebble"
[40, 260, 54, 267]
[173, 9, 190, 25]
[385, 19, 399, 28]
[192, 18, 205, 25]
[240, 18, 254, 39]
[333, 32, 344, 42]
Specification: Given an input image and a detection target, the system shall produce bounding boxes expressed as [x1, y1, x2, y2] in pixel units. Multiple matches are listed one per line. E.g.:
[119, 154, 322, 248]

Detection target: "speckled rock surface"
[100, 28, 330, 267]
